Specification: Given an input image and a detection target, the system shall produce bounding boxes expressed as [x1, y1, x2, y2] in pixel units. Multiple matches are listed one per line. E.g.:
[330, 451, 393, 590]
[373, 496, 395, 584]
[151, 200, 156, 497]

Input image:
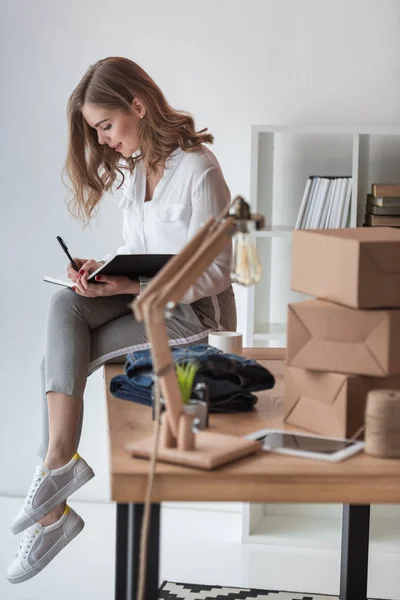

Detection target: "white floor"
[1, 497, 399, 600]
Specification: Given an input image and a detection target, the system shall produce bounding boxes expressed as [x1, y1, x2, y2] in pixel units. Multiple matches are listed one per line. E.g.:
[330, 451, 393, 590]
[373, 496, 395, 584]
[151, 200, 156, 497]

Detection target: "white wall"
[2, 0, 400, 497]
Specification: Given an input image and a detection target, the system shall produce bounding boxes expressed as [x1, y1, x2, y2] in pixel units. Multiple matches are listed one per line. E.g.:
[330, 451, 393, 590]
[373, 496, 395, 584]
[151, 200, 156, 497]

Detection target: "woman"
[6, 56, 236, 583]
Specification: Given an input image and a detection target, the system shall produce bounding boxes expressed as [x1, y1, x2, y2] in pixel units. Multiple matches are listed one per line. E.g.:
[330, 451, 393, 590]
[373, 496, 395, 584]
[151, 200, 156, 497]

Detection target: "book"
[310, 178, 330, 228]
[324, 179, 338, 228]
[308, 177, 325, 228]
[366, 204, 400, 216]
[294, 177, 312, 229]
[295, 176, 352, 230]
[43, 277, 74, 289]
[319, 179, 335, 228]
[44, 253, 174, 288]
[336, 178, 350, 228]
[364, 213, 400, 227]
[340, 178, 353, 227]
[302, 177, 319, 228]
[372, 184, 400, 197]
[367, 194, 400, 208]
[329, 178, 346, 228]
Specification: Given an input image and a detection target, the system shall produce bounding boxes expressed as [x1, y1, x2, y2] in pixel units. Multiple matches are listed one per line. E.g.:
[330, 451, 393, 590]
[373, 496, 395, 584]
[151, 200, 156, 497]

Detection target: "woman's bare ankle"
[43, 449, 76, 470]
[39, 502, 66, 527]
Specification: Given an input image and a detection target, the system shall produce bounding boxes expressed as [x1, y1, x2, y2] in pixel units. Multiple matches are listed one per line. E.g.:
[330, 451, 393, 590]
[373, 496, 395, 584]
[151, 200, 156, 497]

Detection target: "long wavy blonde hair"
[65, 57, 214, 225]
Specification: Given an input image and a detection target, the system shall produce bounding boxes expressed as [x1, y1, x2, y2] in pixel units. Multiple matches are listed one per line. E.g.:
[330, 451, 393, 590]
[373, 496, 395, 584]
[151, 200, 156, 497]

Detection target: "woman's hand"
[66, 257, 94, 283]
[73, 262, 140, 297]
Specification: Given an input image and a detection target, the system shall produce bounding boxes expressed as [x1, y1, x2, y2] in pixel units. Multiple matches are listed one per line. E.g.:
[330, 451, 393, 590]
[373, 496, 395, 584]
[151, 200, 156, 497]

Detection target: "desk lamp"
[129, 196, 265, 469]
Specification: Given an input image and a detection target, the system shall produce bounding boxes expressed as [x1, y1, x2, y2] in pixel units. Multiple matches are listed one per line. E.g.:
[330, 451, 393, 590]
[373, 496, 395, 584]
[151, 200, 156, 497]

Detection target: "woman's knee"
[48, 287, 86, 318]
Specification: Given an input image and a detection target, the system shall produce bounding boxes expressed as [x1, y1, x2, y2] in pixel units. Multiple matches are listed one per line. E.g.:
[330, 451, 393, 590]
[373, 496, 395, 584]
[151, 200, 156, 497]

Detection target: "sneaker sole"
[7, 515, 85, 584]
[11, 466, 94, 535]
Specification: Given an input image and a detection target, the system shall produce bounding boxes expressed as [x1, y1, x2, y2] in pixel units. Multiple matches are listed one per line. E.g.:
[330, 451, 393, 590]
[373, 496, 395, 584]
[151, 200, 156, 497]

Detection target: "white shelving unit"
[245, 124, 400, 348]
[240, 503, 400, 597]
[243, 126, 400, 599]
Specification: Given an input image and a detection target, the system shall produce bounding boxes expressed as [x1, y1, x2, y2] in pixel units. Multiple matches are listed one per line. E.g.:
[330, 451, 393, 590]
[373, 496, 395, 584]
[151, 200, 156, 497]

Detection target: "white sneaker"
[11, 453, 94, 534]
[6, 505, 84, 584]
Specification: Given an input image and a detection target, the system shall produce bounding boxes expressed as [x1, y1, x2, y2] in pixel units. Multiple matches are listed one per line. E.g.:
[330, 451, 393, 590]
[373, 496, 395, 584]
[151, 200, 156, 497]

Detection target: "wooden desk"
[104, 353, 400, 600]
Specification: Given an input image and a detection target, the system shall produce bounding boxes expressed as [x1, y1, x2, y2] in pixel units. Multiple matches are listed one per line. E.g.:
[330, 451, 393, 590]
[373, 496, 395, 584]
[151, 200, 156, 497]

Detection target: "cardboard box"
[284, 366, 400, 438]
[287, 299, 400, 376]
[291, 228, 400, 309]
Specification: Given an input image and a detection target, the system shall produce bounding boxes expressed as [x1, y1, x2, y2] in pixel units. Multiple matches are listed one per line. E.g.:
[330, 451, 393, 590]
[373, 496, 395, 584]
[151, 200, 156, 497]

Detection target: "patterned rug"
[158, 582, 337, 599]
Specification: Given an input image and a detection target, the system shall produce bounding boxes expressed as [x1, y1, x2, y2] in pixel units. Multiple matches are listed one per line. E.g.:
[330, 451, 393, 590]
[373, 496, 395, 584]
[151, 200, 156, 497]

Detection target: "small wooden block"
[126, 431, 262, 470]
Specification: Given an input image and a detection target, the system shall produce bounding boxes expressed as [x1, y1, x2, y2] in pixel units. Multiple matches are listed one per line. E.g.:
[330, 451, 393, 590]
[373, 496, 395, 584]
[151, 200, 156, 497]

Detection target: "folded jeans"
[110, 344, 275, 413]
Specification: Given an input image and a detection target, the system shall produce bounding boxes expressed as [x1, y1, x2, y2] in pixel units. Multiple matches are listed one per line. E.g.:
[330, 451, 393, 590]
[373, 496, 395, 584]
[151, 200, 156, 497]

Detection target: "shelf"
[246, 124, 400, 351]
[244, 513, 400, 554]
[254, 323, 287, 341]
[252, 124, 400, 135]
[245, 514, 340, 549]
[244, 125, 400, 562]
[253, 334, 287, 341]
[257, 227, 293, 238]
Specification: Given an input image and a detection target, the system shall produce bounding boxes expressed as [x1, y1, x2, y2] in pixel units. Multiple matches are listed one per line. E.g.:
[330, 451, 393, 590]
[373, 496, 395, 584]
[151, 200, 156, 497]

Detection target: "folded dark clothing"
[110, 344, 275, 413]
[110, 374, 153, 407]
[203, 391, 258, 412]
[124, 344, 221, 379]
[110, 375, 258, 412]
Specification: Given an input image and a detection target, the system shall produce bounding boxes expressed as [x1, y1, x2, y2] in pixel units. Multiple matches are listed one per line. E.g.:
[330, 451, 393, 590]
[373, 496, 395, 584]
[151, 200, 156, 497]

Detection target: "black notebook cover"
[88, 254, 174, 282]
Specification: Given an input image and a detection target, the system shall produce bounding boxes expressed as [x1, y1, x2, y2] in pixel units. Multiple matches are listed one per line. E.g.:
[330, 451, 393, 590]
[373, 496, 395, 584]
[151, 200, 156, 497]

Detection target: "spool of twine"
[365, 389, 400, 458]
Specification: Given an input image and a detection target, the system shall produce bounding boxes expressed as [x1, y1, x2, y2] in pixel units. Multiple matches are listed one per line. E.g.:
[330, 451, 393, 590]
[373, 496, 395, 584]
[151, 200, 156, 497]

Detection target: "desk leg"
[340, 504, 370, 600]
[115, 503, 161, 600]
[115, 504, 129, 600]
[125, 503, 160, 600]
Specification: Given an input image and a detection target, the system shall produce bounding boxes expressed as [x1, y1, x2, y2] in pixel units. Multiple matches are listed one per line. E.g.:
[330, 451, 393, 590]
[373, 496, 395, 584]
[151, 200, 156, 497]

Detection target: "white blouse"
[104, 145, 232, 304]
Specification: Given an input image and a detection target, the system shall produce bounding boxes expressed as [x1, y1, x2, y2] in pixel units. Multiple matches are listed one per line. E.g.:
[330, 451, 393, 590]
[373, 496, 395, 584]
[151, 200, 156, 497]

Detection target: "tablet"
[245, 429, 364, 462]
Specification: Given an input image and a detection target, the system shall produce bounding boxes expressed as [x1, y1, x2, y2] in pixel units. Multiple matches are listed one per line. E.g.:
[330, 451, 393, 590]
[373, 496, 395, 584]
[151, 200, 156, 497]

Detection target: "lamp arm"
[140, 292, 184, 438]
[132, 216, 237, 438]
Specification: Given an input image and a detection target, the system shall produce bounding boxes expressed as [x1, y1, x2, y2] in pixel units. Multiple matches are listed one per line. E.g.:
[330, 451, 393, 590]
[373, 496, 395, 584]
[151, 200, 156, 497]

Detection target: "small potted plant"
[176, 360, 209, 430]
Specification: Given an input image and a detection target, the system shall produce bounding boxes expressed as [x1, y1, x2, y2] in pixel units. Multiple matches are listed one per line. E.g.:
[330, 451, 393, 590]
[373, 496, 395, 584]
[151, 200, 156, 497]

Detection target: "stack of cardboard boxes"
[284, 227, 400, 439]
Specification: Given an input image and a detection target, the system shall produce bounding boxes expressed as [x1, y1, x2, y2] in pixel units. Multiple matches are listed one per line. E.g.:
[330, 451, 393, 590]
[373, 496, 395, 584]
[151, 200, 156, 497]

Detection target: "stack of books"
[365, 184, 400, 227]
[295, 176, 352, 230]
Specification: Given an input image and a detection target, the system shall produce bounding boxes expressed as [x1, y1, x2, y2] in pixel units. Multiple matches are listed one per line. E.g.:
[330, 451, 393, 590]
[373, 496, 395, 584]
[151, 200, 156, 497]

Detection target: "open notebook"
[44, 254, 174, 288]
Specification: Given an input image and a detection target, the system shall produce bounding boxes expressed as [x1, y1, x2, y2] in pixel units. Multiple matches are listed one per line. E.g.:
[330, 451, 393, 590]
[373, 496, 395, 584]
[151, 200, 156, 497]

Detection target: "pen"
[56, 236, 79, 272]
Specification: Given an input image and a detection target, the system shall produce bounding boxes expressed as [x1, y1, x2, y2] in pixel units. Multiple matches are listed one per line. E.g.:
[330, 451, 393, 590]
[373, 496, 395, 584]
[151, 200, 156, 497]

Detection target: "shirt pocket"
[155, 203, 191, 222]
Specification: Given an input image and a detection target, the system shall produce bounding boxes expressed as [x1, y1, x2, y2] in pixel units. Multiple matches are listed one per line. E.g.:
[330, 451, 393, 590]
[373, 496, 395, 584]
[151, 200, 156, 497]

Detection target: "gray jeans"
[38, 286, 236, 458]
